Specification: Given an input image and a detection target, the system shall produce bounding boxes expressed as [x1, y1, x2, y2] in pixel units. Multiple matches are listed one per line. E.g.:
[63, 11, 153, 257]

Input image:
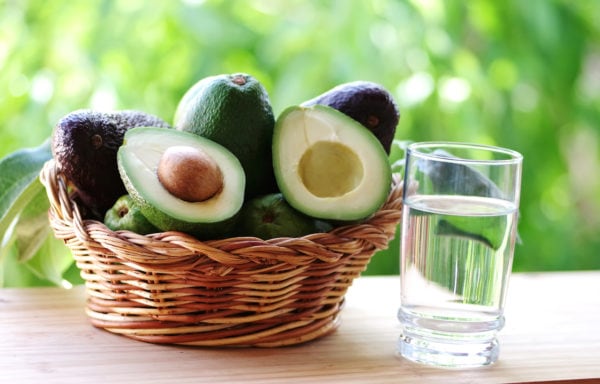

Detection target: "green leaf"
[0, 139, 76, 287]
[0, 140, 52, 240]
[14, 181, 52, 262]
[22, 234, 74, 287]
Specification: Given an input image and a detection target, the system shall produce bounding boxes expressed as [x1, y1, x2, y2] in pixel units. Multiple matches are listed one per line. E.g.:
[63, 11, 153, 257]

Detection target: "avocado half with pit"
[117, 127, 245, 239]
[273, 105, 392, 221]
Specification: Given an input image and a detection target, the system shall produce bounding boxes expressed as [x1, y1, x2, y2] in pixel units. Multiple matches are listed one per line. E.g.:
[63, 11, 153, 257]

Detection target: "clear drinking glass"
[397, 141, 523, 368]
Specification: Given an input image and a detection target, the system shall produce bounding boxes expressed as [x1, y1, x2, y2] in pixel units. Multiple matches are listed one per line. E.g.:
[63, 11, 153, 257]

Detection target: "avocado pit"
[157, 145, 224, 202]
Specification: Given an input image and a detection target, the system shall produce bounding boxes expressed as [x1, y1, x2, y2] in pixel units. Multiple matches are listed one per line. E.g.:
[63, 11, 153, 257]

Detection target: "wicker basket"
[40, 159, 403, 347]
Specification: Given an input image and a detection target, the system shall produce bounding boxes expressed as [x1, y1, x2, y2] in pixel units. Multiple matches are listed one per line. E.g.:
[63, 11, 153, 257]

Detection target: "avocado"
[236, 193, 333, 239]
[273, 105, 392, 221]
[104, 194, 158, 235]
[51, 109, 170, 218]
[173, 73, 277, 197]
[117, 127, 245, 239]
[301, 81, 400, 154]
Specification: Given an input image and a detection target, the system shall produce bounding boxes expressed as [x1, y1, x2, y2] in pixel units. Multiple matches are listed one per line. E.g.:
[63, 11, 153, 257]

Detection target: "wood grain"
[1, 272, 598, 384]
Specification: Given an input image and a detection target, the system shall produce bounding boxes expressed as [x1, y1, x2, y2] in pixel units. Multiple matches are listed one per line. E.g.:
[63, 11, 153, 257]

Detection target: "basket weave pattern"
[40, 159, 403, 347]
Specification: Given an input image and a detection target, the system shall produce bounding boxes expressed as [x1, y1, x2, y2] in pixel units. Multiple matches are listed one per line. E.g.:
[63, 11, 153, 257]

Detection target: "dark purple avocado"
[51, 109, 170, 218]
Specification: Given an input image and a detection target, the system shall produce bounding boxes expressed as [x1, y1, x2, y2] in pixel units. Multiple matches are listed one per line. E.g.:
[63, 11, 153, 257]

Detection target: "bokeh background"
[1, 0, 599, 286]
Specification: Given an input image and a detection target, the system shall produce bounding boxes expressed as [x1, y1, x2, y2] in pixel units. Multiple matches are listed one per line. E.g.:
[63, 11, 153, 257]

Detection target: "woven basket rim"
[40, 158, 404, 267]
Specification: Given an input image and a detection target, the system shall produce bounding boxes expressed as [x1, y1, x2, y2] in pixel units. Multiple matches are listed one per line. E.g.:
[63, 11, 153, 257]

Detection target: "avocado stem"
[231, 74, 247, 86]
[91, 134, 103, 149]
[366, 115, 380, 128]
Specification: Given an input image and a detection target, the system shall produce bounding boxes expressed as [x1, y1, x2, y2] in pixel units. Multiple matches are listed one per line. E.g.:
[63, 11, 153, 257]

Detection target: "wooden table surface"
[1, 272, 599, 384]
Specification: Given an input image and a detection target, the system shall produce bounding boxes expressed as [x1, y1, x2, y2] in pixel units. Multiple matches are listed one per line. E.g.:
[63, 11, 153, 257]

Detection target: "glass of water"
[397, 141, 523, 368]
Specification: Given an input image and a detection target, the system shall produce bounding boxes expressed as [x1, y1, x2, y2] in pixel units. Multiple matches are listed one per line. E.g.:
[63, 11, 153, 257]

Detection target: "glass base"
[397, 333, 500, 368]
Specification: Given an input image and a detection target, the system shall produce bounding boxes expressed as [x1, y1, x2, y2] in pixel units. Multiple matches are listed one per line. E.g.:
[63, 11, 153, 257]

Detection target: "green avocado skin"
[174, 73, 278, 198]
[236, 193, 333, 239]
[133, 197, 240, 240]
[51, 109, 170, 218]
[104, 195, 159, 235]
[301, 81, 400, 154]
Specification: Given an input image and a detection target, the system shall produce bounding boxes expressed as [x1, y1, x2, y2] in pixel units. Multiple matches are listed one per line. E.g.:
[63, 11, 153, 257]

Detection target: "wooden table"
[1, 272, 599, 383]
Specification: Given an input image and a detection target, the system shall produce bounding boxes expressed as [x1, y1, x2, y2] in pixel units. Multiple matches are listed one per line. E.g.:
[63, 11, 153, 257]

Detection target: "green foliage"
[1, 0, 599, 285]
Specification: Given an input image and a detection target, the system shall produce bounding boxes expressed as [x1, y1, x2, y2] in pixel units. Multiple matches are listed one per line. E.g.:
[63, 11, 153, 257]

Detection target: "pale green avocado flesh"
[117, 127, 245, 238]
[299, 141, 364, 198]
[273, 105, 392, 221]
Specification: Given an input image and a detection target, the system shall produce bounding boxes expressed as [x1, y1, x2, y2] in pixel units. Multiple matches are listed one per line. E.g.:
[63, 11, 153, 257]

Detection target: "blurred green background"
[1, 0, 599, 286]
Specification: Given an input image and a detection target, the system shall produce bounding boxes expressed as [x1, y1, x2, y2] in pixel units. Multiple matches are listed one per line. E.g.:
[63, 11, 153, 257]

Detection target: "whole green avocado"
[173, 73, 277, 198]
[301, 81, 400, 154]
[51, 109, 170, 218]
[104, 194, 159, 235]
[236, 193, 333, 239]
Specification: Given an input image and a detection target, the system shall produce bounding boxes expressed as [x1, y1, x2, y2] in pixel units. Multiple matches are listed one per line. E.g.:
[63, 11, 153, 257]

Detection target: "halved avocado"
[273, 105, 391, 221]
[117, 127, 245, 239]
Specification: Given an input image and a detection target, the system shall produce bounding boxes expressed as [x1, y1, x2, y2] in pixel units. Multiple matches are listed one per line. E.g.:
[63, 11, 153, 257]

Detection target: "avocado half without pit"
[117, 127, 245, 238]
[273, 105, 392, 221]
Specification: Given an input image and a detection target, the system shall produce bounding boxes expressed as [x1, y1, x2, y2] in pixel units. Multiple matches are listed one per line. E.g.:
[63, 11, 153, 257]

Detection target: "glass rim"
[407, 141, 523, 165]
